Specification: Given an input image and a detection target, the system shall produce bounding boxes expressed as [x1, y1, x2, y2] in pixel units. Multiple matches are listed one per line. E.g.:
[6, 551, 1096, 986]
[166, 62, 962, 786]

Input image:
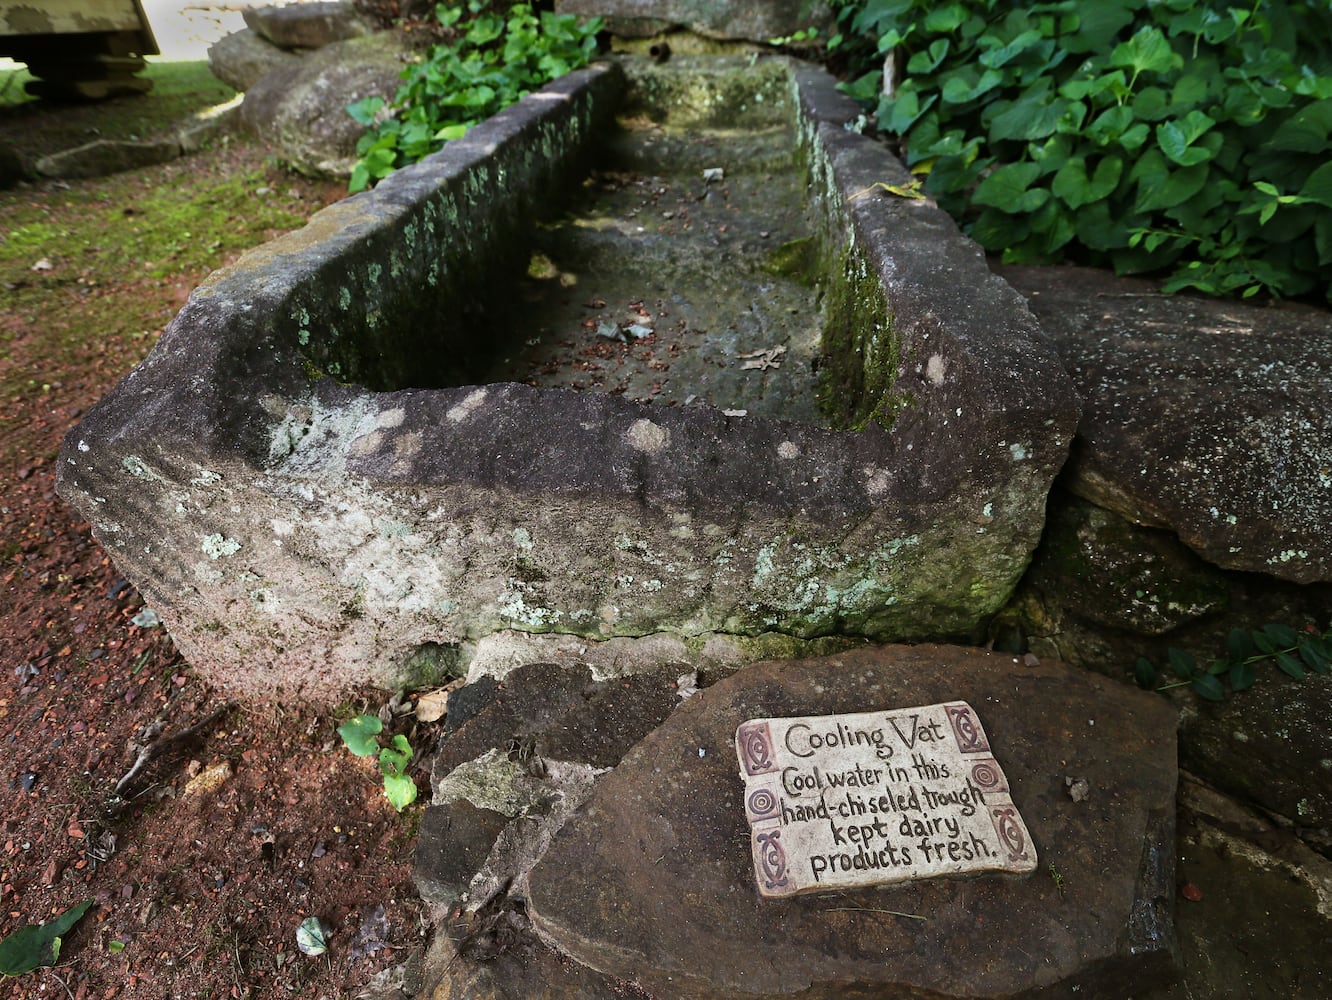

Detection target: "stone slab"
[736, 703, 1035, 898]
[1001, 263, 1332, 584]
[526, 644, 1180, 999]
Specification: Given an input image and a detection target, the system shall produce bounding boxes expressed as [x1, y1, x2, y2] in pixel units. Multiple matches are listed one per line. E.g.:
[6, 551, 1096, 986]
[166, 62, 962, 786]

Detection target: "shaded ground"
[2, 62, 426, 999]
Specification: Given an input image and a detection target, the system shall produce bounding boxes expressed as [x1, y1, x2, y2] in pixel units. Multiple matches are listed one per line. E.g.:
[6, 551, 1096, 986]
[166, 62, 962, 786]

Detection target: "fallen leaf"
[1181, 882, 1203, 902]
[737, 345, 787, 370]
[296, 916, 328, 956]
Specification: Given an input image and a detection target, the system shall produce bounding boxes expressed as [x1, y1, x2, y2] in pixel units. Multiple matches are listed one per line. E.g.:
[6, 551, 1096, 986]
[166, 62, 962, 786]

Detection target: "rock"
[556, 0, 833, 42]
[415, 661, 682, 913]
[430, 662, 683, 782]
[415, 799, 510, 909]
[1002, 264, 1332, 585]
[0, 141, 28, 188]
[243, 1, 376, 50]
[1020, 490, 1232, 639]
[996, 489, 1332, 842]
[35, 138, 180, 180]
[239, 31, 413, 177]
[207, 28, 303, 92]
[525, 644, 1180, 999]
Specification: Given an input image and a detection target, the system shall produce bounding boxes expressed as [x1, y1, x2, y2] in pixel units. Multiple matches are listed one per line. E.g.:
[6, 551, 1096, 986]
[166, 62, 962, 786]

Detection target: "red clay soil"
[2, 105, 428, 999]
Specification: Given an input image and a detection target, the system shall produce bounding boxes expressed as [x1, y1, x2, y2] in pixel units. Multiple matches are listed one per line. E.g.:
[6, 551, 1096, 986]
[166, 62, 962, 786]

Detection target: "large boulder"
[524, 644, 1180, 999]
[243, 0, 376, 50]
[207, 27, 302, 92]
[239, 30, 412, 177]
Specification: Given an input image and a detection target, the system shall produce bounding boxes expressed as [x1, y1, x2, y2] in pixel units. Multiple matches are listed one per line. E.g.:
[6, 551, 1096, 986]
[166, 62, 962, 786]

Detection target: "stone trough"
[58, 55, 1078, 697]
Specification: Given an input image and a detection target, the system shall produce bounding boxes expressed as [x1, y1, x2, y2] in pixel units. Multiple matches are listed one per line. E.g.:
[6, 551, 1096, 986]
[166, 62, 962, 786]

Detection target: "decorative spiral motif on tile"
[748, 788, 780, 821]
[991, 806, 1029, 862]
[946, 703, 990, 753]
[739, 722, 775, 774]
[756, 830, 788, 890]
[970, 759, 1004, 791]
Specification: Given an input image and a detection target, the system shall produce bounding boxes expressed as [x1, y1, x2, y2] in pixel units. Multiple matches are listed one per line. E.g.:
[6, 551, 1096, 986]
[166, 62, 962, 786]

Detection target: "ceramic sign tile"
[735, 701, 1036, 897]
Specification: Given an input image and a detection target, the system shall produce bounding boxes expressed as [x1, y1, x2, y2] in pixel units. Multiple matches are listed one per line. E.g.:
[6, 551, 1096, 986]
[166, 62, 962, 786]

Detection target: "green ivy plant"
[347, 2, 602, 192]
[1135, 623, 1332, 702]
[830, 0, 1332, 301]
[337, 714, 418, 811]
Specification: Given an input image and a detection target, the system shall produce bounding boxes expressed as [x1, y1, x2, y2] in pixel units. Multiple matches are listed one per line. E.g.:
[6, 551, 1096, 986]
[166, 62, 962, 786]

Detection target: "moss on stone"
[816, 244, 908, 432]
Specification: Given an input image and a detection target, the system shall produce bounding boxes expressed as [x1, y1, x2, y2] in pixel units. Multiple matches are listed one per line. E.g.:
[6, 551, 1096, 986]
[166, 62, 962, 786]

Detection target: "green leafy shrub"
[347, 2, 602, 192]
[830, 0, 1332, 300]
[1136, 623, 1332, 701]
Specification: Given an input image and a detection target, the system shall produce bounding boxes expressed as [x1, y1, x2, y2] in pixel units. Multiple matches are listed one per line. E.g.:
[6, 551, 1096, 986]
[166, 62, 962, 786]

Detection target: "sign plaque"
[735, 701, 1037, 897]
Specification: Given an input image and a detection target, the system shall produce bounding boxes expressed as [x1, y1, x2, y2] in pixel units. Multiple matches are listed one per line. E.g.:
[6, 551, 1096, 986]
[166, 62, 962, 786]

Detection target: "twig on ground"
[114, 703, 234, 796]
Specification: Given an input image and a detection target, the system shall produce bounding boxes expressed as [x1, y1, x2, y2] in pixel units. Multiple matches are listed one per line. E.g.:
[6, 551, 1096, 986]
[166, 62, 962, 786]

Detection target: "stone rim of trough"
[56, 55, 1080, 697]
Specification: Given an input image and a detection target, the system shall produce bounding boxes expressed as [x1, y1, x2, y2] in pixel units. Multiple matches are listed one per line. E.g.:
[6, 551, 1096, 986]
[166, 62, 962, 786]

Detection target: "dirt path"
[2, 64, 427, 1000]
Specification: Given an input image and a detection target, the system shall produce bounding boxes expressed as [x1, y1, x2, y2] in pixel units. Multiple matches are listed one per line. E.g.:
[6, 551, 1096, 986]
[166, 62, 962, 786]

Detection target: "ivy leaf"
[381, 772, 418, 812]
[1299, 642, 1330, 674]
[0, 900, 93, 976]
[973, 161, 1049, 212]
[337, 715, 383, 758]
[1110, 26, 1180, 77]
[1297, 161, 1332, 208]
[1157, 111, 1217, 165]
[989, 85, 1069, 141]
[1262, 623, 1299, 648]
[1226, 628, 1254, 662]
[941, 66, 1004, 105]
[1053, 155, 1123, 209]
[1269, 99, 1332, 152]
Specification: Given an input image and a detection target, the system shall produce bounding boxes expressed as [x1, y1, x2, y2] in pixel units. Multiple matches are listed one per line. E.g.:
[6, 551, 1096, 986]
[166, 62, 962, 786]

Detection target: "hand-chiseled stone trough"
[58, 56, 1079, 697]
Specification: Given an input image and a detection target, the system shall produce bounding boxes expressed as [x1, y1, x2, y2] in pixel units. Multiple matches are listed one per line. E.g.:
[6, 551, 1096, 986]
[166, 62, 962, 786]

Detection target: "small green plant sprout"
[0, 900, 93, 977]
[337, 714, 418, 811]
[1135, 623, 1332, 702]
[1048, 862, 1066, 900]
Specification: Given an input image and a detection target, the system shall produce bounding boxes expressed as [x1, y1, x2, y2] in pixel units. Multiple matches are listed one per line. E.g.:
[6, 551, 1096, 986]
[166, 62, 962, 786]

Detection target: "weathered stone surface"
[35, 138, 180, 179]
[239, 31, 412, 177]
[997, 489, 1332, 843]
[526, 644, 1180, 999]
[1003, 264, 1332, 585]
[415, 798, 510, 909]
[431, 661, 682, 782]
[58, 58, 1076, 698]
[243, 1, 375, 50]
[207, 27, 302, 92]
[557, 0, 833, 41]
